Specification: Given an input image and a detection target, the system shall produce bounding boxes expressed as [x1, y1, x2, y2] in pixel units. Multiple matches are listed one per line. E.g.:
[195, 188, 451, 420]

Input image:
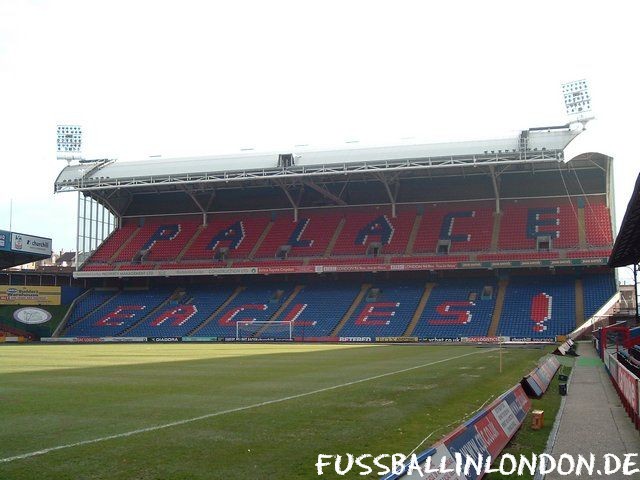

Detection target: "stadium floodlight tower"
[562, 79, 594, 128]
[56, 124, 83, 163]
[56, 124, 118, 268]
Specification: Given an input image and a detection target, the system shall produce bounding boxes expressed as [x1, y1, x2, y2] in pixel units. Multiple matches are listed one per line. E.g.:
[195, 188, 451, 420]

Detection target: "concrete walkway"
[546, 342, 640, 480]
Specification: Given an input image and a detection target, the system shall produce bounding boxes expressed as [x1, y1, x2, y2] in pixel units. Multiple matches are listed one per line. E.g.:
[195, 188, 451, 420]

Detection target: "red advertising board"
[615, 359, 639, 416]
[384, 384, 531, 480]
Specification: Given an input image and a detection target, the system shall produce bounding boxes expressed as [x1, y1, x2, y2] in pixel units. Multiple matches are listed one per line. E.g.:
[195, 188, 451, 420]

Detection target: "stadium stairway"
[175, 225, 205, 262]
[324, 218, 346, 257]
[253, 285, 304, 337]
[403, 282, 435, 336]
[248, 220, 273, 259]
[412, 278, 498, 339]
[188, 286, 245, 336]
[53, 288, 94, 337]
[269, 285, 304, 321]
[330, 283, 372, 336]
[404, 212, 423, 255]
[109, 226, 140, 263]
[119, 288, 183, 336]
[575, 278, 585, 328]
[490, 212, 501, 250]
[577, 205, 587, 248]
[338, 282, 424, 337]
[62, 290, 121, 335]
[487, 278, 509, 337]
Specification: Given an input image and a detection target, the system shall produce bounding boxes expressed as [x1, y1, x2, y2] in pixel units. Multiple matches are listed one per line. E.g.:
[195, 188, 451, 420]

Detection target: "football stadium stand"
[52, 126, 618, 342]
[57, 272, 615, 341]
[79, 196, 612, 273]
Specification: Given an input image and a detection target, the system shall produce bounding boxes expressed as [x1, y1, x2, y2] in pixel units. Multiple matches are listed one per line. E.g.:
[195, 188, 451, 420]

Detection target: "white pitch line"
[0, 348, 495, 464]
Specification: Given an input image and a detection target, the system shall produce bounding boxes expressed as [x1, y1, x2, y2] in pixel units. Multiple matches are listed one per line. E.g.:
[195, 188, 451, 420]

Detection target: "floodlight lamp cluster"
[57, 125, 83, 152]
[562, 80, 591, 116]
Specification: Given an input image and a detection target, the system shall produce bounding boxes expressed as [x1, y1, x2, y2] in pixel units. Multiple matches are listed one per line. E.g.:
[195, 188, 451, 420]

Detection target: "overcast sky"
[1, 0, 639, 278]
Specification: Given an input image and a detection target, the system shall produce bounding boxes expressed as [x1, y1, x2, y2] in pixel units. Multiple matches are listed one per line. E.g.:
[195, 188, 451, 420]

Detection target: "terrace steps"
[109, 226, 141, 263]
[405, 213, 423, 256]
[119, 288, 182, 336]
[249, 220, 274, 259]
[176, 225, 205, 262]
[487, 278, 509, 337]
[63, 290, 121, 335]
[330, 283, 371, 336]
[403, 282, 435, 337]
[324, 218, 346, 257]
[577, 206, 587, 249]
[253, 285, 305, 337]
[188, 286, 245, 336]
[575, 278, 585, 327]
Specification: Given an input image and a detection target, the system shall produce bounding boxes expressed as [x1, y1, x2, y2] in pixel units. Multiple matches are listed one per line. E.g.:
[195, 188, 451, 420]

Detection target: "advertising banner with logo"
[0, 286, 61, 305]
[182, 336, 221, 342]
[376, 336, 419, 343]
[11, 232, 52, 256]
[384, 384, 531, 480]
[520, 356, 560, 398]
[0, 230, 10, 251]
[13, 307, 52, 324]
[460, 336, 510, 343]
[41, 337, 147, 343]
[293, 336, 339, 342]
[74, 256, 608, 279]
[613, 358, 639, 416]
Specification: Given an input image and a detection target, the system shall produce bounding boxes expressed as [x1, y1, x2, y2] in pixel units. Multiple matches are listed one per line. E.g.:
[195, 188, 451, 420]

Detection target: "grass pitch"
[0, 343, 550, 479]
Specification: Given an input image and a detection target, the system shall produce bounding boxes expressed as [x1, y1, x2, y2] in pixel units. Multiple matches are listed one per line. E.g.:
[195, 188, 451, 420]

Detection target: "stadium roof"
[608, 173, 640, 268]
[0, 230, 53, 269]
[55, 125, 616, 219]
[0, 251, 51, 270]
[55, 127, 580, 192]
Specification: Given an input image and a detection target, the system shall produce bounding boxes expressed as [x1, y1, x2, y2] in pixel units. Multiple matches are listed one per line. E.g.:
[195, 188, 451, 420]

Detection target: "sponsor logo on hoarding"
[339, 337, 372, 342]
[13, 307, 52, 324]
[148, 337, 181, 342]
[616, 360, 639, 415]
[182, 337, 221, 342]
[376, 336, 418, 343]
[11, 233, 52, 255]
[0, 286, 61, 306]
[461, 336, 509, 343]
[509, 337, 555, 343]
[316, 384, 532, 478]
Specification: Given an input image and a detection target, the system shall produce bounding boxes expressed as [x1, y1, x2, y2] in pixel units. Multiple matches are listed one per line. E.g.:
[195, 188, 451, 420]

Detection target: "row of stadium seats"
[64, 288, 175, 337]
[62, 273, 616, 340]
[82, 198, 614, 271]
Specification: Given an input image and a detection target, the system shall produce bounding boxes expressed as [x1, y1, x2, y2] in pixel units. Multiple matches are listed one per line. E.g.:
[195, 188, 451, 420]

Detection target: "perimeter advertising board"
[74, 256, 608, 278]
[0, 230, 10, 251]
[384, 384, 531, 479]
[613, 358, 639, 417]
[10, 232, 52, 256]
[520, 356, 560, 398]
[0, 286, 61, 305]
